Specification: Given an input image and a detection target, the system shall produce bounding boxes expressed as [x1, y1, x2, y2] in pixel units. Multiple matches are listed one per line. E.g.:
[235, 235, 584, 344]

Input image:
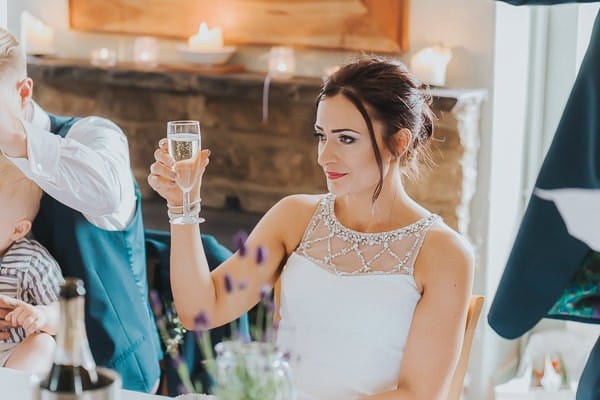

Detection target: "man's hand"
[0, 106, 27, 158]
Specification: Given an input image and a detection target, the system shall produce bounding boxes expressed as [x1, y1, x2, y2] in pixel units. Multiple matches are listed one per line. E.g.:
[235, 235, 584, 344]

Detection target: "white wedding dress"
[276, 194, 440, 400]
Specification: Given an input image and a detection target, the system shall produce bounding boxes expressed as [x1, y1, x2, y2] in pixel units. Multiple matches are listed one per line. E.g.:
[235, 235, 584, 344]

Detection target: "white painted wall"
[0, 0, 6, 28]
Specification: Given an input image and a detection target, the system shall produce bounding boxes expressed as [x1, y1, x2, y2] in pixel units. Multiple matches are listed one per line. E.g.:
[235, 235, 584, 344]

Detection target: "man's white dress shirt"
[8, 103, 136, 231]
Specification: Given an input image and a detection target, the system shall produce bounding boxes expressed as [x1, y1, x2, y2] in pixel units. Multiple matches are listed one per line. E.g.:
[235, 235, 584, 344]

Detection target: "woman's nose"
[317, 139, 336, 166]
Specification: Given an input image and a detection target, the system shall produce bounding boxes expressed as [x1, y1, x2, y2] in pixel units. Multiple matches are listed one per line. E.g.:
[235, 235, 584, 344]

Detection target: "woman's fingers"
[147, 171, 177, 194]
[148, 141, 210, 205]
[159, 138, 168, 152]
[197, 149, 211, 169]
[174, 149, 210, 175]
[154, 140, 175, 167]
[150, 160, 177, 180]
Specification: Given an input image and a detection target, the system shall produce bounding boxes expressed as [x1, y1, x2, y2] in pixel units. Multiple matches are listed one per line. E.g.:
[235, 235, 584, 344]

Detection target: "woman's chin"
[326, 182, 349, 197]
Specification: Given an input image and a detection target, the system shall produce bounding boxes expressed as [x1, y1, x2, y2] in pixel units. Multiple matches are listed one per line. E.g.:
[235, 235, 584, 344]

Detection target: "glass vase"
[213, 341, 296, 400]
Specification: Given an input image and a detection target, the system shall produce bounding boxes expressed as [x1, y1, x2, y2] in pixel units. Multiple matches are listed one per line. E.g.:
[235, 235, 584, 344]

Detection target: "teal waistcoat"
[32, 114, 161, 392]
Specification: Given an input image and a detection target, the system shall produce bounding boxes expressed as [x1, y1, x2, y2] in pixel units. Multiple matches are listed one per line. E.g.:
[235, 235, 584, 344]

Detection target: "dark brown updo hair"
[317, 56, 435, 202]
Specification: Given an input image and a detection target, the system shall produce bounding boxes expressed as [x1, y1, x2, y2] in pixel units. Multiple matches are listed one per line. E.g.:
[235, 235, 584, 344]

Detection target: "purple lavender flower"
[172, 355, 185, 370]
[224, 273, 234, 294]
[233, 230, 248, 257]
[194, 311, 209, 332]
[265, 300, 275, 313]
[149, 290, 163, 316]
[237, 280, 249, 291]
[260, 285, 272, 302]
[255, 245, 268, 265]
[177, 383, 188, 395]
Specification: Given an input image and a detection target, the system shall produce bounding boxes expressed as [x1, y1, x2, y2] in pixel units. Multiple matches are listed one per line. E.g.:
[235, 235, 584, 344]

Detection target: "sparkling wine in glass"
[167, 120, 204, 224]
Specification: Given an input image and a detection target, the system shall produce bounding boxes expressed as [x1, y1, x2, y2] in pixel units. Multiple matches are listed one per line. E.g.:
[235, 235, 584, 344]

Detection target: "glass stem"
[183, 190, 191, 217]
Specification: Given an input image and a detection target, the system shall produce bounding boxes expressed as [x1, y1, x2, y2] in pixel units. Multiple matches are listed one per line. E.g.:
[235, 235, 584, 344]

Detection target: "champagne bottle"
[40, 278, 100, 393]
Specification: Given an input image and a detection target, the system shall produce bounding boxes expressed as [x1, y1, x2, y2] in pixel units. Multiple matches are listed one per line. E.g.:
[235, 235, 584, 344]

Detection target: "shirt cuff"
[11, 120, 61, 182]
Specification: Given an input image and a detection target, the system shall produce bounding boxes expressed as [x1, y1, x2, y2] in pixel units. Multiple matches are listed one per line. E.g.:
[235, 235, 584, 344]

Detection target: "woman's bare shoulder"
[269, 194, 327, 227]
[415, 221, 475, 288]
[275, 194, 325, 211]
[266, 194, 328, 252]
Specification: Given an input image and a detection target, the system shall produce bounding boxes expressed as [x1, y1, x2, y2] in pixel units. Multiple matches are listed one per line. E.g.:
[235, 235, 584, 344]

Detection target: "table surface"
[0, 366, 170, 399]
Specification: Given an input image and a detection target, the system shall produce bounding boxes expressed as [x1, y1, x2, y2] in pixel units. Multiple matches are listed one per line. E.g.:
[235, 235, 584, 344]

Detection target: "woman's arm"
[362, 229, 475, 400]
[170, 194, 309, 329]
[149, 141, 317, 329]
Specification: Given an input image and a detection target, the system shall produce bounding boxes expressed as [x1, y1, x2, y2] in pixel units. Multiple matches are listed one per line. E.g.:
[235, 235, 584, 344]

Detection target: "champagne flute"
[167, 120, 205, 224]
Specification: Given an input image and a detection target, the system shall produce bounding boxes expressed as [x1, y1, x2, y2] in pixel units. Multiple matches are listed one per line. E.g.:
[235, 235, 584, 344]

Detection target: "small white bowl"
[178, 46, 236, 65]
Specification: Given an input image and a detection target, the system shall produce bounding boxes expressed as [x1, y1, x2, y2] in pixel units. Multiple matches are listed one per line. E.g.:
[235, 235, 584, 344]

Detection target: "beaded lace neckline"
[295, 194, 440, 276]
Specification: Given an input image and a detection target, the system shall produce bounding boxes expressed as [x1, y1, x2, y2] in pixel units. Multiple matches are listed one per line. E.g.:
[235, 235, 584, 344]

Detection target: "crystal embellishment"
[295, 194, 441, 277]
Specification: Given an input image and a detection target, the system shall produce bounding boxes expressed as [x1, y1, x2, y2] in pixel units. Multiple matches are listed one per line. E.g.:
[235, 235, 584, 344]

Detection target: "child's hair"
[0, 28, 27, 76]
[0, 27, 26, 79]
[0, 153, 42, 220]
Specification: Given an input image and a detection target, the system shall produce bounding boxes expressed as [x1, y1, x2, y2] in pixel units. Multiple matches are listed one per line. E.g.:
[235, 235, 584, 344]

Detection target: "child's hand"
[5, 302, 47, 336]
[0, 294, 18, 339]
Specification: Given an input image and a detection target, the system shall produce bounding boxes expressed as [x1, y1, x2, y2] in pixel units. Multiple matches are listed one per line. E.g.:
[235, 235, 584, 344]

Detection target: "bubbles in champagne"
[168, 133, 200, 161]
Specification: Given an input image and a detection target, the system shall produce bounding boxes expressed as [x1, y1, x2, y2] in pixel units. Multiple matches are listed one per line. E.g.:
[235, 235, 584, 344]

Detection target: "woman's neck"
[334, 169, 425, 233]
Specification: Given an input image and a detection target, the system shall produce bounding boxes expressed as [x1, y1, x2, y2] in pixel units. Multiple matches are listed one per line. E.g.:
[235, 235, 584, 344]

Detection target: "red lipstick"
[326, 171, 347, 180]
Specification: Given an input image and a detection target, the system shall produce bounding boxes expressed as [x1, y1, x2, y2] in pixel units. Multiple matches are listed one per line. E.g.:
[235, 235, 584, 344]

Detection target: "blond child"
[0, 154, 63, 375]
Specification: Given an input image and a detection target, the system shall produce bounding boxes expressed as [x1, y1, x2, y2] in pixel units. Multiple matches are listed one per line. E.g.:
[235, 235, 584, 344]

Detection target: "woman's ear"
[393, 128, 412, 159]
[11, 220, 32, 242]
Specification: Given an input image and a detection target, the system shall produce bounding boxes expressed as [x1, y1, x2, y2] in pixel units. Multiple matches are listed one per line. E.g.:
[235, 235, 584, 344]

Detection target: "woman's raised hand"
[147, 138, 210, 206]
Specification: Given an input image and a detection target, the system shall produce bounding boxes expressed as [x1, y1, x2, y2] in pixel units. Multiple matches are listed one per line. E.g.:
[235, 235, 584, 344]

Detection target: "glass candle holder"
[267, 46, 295, 79]
[133, 36, 159, 68]
[90, 48, 117, 68]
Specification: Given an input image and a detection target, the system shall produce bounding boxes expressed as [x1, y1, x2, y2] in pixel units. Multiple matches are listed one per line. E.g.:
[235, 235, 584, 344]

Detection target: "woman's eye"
[313, 132, 326, 142]
[339, 135, 355, 144]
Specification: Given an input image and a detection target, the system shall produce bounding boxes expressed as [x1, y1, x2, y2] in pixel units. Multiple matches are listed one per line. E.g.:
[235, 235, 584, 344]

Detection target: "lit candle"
[188, 23, 224, 51]
[90, 48, 117, 68]
[133, 36, 159, 68]
[20, 11, 54, 56]
[268, 46, 295, 79]
[409, 46, 453, 87]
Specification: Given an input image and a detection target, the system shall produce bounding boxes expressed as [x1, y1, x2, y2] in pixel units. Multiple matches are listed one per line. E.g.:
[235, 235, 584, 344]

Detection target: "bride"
[148, 57, 474, 400]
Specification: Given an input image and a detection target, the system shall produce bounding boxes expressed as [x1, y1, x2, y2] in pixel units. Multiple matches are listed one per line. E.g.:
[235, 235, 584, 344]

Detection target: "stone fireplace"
[28, 57, 485, 234]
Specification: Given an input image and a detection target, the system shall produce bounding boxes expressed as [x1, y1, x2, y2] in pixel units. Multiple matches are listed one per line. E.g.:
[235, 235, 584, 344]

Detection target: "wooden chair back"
[447, 295, 485, 400]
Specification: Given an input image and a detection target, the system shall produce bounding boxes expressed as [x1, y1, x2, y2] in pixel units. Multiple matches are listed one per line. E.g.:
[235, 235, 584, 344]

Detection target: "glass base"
[170, 215, 205, 225]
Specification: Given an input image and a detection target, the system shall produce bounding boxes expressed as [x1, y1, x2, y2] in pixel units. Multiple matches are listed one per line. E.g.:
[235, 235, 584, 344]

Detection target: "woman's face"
[315, 94, 392, 197]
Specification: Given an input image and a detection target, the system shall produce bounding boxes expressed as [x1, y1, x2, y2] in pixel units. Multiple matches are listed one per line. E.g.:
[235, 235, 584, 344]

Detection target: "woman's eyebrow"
[314, 125, 361, 135]
[332, 128, 361, 134]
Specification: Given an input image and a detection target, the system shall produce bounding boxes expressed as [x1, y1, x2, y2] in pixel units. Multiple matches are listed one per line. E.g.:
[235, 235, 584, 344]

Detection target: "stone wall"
[28, 57, 485, 234]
